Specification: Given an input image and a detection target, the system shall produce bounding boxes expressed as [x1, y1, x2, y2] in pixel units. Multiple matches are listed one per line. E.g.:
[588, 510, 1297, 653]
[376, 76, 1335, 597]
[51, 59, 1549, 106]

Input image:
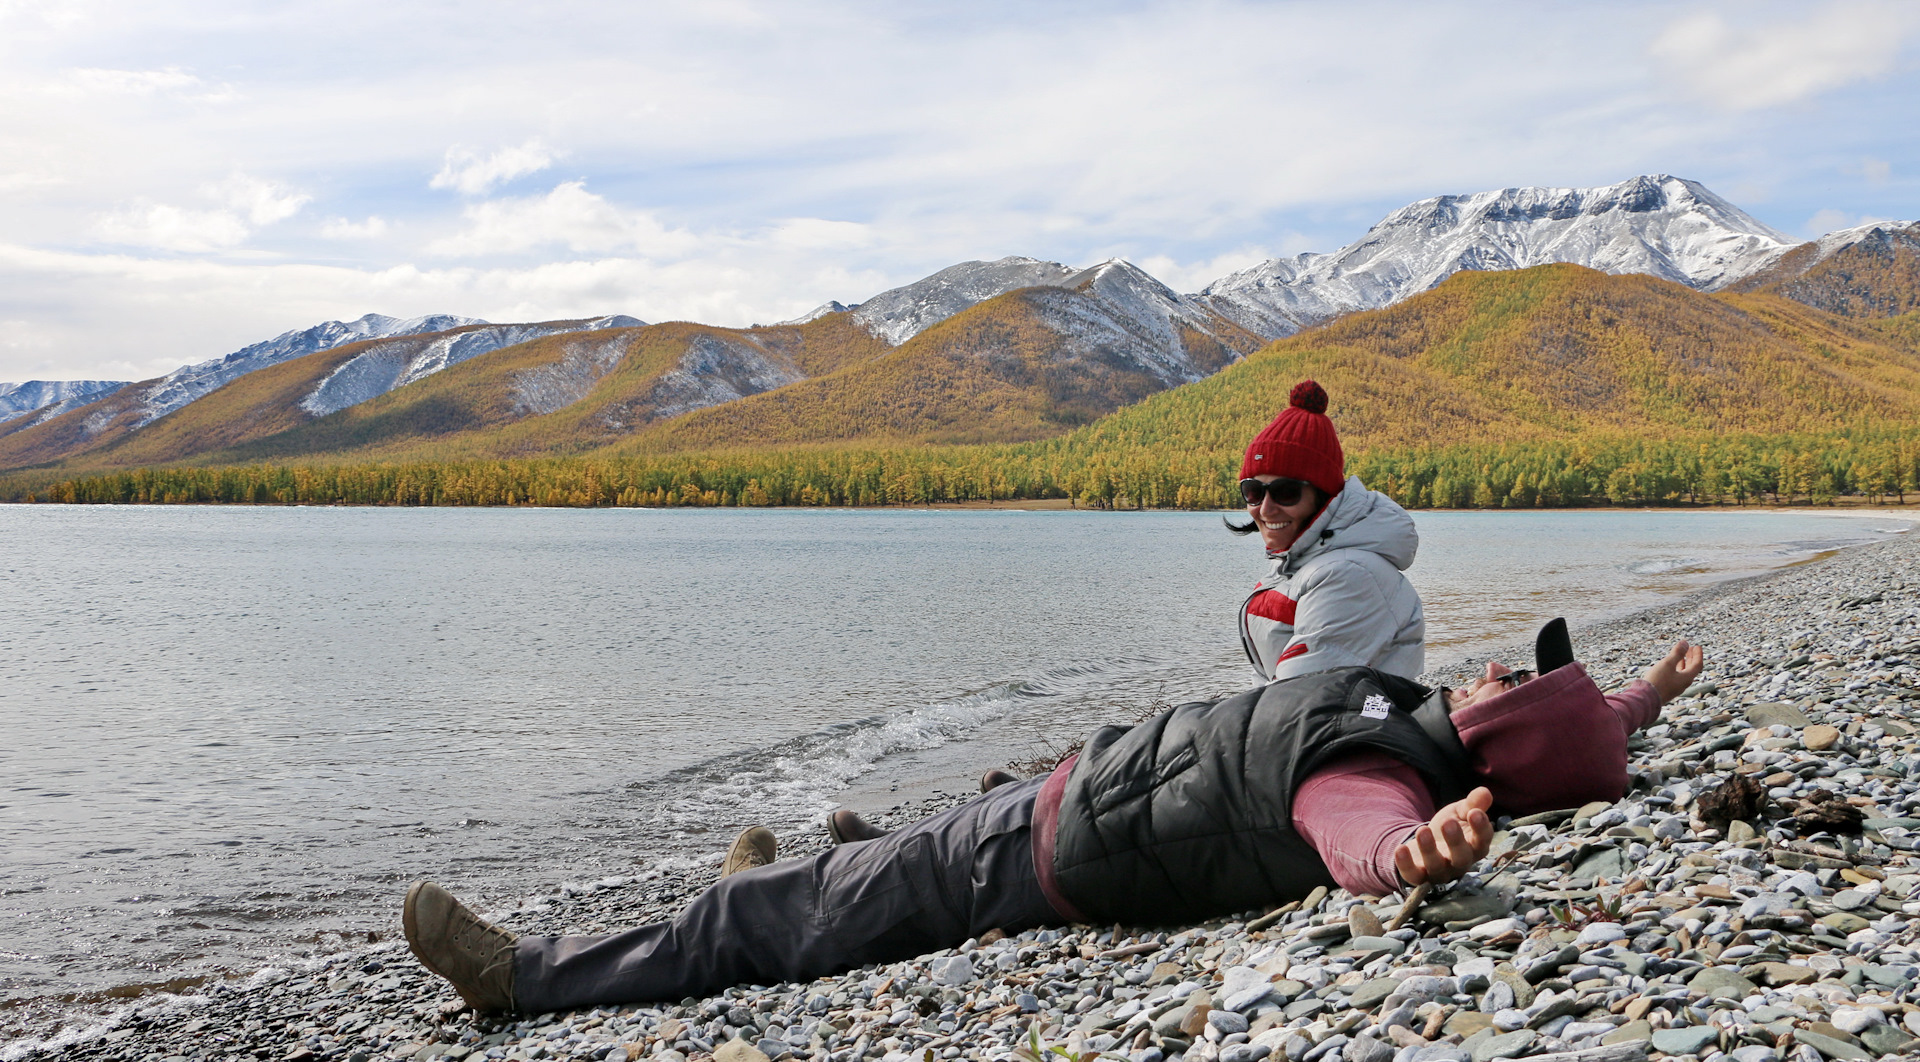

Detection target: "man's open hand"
[1393, 786, 1494, 887]
[1643, 640, 1704, 704]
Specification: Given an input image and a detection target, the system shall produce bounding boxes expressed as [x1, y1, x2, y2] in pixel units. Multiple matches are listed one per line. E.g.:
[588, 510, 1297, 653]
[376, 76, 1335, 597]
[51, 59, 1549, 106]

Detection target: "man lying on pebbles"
[403, 630, 1703, 1018]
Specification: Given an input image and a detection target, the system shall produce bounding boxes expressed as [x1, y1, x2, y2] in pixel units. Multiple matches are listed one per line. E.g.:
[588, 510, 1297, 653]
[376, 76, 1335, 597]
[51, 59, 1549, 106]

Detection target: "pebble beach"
[13, 529, 1920, 1062]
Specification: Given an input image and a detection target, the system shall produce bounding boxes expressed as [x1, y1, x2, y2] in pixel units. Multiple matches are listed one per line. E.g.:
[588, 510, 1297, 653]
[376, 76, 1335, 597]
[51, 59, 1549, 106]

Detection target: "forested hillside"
[604, 284, 1255, 453]
[203, 314, 890, 464]
[1046, 263, 1920, 457]
[15, 263, 1920, 510]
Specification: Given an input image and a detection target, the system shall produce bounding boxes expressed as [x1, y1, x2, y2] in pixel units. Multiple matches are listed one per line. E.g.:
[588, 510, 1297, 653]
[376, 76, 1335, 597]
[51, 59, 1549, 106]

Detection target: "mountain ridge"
[1728, 220, 1920, 318]
[0, 316, 643, 470]
[0, 380, 129, 425]
[138, 312, 484, 428]
[6, 175, 1918, 476]
[24, 262, 1920, 511]
[1195, 175, 1795, 339]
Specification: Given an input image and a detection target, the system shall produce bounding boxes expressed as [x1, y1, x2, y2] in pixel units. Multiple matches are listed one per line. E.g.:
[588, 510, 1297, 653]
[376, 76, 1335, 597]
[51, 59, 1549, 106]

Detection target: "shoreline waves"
[11, 533, 1920, 1062]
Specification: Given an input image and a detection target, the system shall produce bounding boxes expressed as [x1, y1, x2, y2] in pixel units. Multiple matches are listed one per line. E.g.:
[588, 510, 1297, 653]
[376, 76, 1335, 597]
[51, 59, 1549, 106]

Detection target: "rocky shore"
[14, 531, 1920, 1062]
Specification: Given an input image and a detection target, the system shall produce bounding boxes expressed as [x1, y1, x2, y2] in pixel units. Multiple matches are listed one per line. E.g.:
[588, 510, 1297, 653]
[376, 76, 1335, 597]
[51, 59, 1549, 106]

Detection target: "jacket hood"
[1267, 475, 1419, 574]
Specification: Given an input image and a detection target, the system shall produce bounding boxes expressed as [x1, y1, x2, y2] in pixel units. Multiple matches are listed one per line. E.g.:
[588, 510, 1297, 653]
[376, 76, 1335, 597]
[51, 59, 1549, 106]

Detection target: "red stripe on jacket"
[1246, 589, 1297, 624]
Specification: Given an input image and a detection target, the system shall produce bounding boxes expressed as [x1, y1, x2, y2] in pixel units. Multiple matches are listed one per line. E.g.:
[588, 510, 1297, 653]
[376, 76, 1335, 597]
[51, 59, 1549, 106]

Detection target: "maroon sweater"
[1294, 667, 1662, 896]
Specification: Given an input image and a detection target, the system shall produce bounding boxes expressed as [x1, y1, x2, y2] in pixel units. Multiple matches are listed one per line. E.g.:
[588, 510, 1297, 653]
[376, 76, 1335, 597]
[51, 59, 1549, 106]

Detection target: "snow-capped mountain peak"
[1065, 260, 1234, 358]
[774, 301, 850, 326]
[1197, 174, 1797, 338]
[1801, 218, 1920, 259]
[850, 256, 1079, 344]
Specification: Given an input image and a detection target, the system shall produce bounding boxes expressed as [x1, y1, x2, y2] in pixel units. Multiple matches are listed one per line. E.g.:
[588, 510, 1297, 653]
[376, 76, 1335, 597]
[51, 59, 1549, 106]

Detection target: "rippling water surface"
[0, 505, 1909, 1019]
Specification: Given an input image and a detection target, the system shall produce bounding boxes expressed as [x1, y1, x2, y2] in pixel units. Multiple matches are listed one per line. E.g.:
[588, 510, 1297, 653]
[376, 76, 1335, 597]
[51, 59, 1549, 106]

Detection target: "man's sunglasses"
[1240, 477, 1310, 508]
[1496, 669, 1536, 688]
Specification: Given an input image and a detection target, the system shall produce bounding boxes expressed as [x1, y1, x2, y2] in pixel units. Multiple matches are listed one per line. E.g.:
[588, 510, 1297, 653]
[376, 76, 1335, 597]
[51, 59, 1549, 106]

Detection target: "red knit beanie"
[1239, 380, 1345, 498]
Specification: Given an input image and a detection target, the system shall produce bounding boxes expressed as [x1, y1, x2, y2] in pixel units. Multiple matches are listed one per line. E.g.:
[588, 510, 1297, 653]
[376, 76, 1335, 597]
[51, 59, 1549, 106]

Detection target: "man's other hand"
[1643, 640, 1705, 704]
[1393, 786, 1493, 887]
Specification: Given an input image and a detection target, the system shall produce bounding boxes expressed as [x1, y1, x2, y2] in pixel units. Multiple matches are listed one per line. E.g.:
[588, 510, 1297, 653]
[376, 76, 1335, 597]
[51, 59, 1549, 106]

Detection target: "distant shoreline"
[920, 497, 1920, 517]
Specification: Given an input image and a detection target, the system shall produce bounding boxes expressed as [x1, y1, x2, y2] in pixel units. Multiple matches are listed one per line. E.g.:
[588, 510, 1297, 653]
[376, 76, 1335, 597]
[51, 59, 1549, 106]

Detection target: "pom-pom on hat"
[1239, 380, 1345, 499]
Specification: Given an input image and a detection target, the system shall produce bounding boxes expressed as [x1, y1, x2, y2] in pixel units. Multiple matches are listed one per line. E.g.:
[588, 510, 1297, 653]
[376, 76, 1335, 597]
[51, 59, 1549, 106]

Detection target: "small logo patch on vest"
[1360, 694, 1392, 720]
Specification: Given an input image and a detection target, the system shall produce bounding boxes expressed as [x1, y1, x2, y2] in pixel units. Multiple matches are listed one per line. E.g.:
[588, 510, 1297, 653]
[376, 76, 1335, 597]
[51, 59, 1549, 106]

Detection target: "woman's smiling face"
[1246, 475, 1322, 554]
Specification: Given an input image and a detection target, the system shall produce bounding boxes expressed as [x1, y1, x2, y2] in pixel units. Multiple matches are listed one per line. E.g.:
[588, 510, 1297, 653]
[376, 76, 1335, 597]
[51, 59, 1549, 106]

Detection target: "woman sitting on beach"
[1232, 380, 1425, 682]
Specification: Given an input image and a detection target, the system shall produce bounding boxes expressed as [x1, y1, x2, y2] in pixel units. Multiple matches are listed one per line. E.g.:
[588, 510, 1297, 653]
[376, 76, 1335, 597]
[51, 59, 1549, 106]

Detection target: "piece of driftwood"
[1386, 883, 1430, 931]
[1520, 1043, 1649, 1062]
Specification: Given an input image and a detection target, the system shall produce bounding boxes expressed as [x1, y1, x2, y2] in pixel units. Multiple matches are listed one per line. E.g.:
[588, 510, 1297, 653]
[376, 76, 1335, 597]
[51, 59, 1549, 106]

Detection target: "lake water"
[0, 505, 1910, 1025]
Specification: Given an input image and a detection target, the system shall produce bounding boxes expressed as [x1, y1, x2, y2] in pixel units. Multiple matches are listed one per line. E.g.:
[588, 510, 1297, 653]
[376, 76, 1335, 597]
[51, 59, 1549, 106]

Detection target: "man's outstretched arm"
[1293, 762, 1496, 894]
[1605, 639, 1706, 736]
[1292, 754, 1433, 897]
[1392, 786, 1493, 887]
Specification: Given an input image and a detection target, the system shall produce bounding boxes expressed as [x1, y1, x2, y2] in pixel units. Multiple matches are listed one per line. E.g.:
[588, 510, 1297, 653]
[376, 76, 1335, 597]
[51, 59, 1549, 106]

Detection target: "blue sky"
[2, 0, 1918, 381]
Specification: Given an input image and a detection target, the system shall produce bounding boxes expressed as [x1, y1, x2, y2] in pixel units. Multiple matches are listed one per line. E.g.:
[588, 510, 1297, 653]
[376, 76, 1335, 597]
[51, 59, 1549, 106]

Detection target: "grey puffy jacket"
[1239, 476, 1425, 682]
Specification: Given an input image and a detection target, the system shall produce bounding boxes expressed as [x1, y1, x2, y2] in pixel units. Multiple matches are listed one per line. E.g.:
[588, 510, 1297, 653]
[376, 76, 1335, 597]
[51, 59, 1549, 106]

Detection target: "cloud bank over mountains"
[0, 0, 1916, 381]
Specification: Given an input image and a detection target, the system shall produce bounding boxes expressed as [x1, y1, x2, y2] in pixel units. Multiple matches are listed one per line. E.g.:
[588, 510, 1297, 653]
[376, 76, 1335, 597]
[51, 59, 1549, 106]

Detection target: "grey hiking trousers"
[514, 777, 1058, 1012]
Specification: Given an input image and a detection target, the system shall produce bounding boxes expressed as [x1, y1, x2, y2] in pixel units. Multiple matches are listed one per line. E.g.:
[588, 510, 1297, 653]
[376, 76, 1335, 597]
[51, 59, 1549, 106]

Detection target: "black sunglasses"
[1240, 477, 1310, 508]
[1496, 669, 1536, 688]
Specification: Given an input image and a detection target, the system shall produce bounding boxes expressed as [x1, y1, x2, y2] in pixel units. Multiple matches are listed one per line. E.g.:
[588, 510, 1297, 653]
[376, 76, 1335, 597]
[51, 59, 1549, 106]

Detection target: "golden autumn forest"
[9, 254, 1920, 511]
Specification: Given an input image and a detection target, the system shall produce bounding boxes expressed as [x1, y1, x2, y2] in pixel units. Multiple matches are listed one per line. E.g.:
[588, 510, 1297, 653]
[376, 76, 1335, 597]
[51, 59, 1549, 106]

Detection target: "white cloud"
[4, 1, 1920, 379]
[1861, 158, 1893, 184]
[62, 66, 199, 95]
[91, 202, 251, 252]
[768, 218, 873, 250]
[208, 174, 309, 225]
[1650, 2, 1919, 111]
[429, 140, 554, 196]
[0, 171, 63, 192]
[428, 181, 699, 257]
[56, 66, 234, 102]
[89, 174, 307, 251]
[320, 216, 389, 239]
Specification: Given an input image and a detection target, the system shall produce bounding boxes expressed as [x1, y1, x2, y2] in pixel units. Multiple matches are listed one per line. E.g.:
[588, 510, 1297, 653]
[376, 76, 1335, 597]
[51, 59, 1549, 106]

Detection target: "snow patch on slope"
[509, 334, 639, 417]
[596, 333, 807, 432]
[1197, 175, 1794, 338]
[139, 313, 480, 427]
[642, 334, 807, 421]
[0, 380, 129, 424]
[299, 315, 641, 418]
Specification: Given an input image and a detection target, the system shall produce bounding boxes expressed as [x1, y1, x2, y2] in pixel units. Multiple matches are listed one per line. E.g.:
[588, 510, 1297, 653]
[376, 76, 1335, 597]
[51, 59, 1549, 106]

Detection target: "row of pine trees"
[16, 428, 1920, 510]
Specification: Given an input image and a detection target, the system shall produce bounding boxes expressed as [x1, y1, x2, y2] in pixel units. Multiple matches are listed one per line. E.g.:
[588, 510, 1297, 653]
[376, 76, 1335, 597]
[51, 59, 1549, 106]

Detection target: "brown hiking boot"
[827, 809, 890, 845]
[720, 826, 776, 877]
[980, 769, 1019, 793]
[402, 881, 518, 1013]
